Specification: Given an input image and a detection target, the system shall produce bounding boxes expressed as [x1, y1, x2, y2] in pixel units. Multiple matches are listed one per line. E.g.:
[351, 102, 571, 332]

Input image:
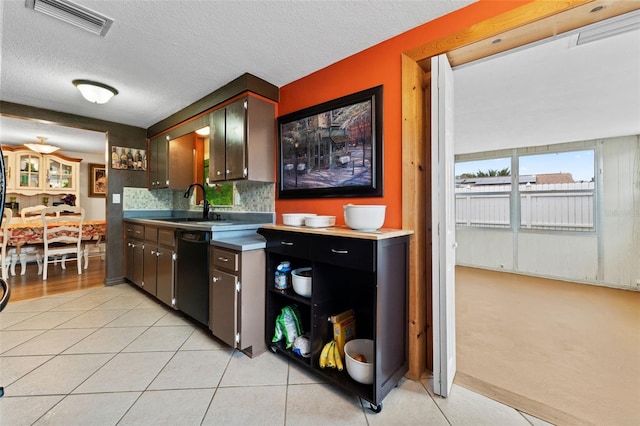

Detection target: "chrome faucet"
[184, 183, 210, 219]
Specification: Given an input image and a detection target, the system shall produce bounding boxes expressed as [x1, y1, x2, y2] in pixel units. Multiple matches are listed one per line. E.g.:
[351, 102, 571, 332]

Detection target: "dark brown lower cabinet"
[124, 223, 144, 286]
[257, 226, 411, 412]
[209, 245, 266, 357]
[142, 226, 176, 306]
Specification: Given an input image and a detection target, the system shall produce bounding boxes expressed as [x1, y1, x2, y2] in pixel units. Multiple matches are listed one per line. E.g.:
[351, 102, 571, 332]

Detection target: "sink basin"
[154, 217, 203, 222]
[151, 218, 237, 226]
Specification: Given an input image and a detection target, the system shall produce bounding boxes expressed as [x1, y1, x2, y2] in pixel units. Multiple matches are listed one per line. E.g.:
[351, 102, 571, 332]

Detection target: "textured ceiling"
[0, 0, 472, 128]
[1, 2, 638, 156]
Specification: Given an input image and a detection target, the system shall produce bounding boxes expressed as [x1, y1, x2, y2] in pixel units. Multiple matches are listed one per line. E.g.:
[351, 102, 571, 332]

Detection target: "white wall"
[452, 23, 640, 290]
[70, 150, 106, 221]
[601, 135, 640, 288]
[454, 28, 640, 155]
[456, 229, 513, 270]
[456, 136, 640, 290]
[517, 232, 598, 281]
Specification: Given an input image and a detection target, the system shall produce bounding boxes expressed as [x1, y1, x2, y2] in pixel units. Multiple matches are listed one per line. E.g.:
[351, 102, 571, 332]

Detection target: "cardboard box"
[330, 309, 356, 358]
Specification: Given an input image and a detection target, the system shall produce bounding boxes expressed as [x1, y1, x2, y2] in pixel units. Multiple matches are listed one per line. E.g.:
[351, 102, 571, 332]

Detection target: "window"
[455, 146, 596, 232]
[455, 157, 511, 229]
[519, 150, 595, 231]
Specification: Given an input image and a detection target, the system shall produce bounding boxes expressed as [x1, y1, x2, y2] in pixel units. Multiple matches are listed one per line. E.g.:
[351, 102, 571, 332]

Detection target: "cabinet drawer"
[260, 229, 309, 258]
[158, 228, 175, 247]
[126, 223, 144, 239]
[144, 226, 158, 242]
[310, 235, 375, 271]
[212, 247, 239, 272]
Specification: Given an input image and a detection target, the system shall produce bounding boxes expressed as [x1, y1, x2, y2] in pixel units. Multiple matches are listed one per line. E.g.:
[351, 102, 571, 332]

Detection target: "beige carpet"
[455, 266, 640, 426]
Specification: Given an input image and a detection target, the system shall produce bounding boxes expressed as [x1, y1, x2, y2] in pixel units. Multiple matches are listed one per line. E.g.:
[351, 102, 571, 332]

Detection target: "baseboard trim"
[105, 277, 126, 286]
[454, 371, 593, 426]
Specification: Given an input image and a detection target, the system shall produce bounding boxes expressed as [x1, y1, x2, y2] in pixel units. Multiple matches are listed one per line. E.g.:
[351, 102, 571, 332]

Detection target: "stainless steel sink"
[153, 217, 203, 222]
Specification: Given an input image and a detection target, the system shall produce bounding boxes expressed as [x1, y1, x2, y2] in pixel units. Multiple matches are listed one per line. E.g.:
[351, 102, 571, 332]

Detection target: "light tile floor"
[0, 284, 553, 425]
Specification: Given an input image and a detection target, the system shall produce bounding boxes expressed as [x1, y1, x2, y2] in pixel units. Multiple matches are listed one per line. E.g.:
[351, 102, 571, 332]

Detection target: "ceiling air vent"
[25, 0, 113, 37]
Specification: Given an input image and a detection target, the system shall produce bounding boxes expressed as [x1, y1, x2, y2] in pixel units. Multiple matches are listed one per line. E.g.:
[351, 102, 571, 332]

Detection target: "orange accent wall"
[276, 0, 533, 227]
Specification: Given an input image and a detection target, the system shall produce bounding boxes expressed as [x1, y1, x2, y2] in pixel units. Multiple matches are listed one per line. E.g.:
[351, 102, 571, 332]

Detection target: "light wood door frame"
[401, 0, 639, 379]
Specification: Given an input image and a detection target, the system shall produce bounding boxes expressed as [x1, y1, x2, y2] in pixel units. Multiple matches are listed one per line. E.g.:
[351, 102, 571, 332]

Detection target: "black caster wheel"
[369, 402, 382, 413]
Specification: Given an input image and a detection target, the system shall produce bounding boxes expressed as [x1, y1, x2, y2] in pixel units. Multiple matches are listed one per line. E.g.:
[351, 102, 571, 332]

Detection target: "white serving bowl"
[303, 215, 336, 228]
[291, 267, 312, 297]
[344, 339, 374, 384]
[283, 213, 316, 226]
[343, 204, 386, 231]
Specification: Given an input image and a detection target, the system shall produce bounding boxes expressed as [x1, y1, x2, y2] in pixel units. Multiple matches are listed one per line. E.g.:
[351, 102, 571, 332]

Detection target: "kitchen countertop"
[211, 234, 266, 251]
[259, 224, 414, 240]
[125, 217, 270, 233]
[123, 211, 275, 240]
[125, 211, 273, 229]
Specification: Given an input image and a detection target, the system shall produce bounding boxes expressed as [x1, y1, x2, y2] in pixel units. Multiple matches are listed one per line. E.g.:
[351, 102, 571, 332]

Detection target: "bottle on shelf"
[275, 261, 292, 291]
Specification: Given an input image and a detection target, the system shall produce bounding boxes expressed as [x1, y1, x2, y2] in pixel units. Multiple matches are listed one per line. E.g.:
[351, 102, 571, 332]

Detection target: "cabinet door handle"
[150, 250, 156, 255]
[156, 252, 162, 257]
[281, 241, 294, 246]
[216, 170, 222, 176]
[331, 249, 349, 254]
[217, 256, 229, 262]
[212, 276, 220, 282]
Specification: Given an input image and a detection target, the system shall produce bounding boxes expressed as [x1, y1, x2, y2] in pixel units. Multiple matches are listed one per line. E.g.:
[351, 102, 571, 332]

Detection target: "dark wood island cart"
[258, 225, 412, 412]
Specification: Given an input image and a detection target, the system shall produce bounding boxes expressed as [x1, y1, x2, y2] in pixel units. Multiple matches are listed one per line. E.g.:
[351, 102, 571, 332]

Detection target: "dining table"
[3, 220, 106, 275]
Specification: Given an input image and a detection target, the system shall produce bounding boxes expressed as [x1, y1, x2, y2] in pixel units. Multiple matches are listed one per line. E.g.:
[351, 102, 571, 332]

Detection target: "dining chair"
[1, 208, 14, 280]
[41, 205, 85, 280]
[13, 205, 54, 275]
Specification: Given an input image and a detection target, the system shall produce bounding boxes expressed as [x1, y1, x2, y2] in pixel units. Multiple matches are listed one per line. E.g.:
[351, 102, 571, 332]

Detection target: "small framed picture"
[111, 146, 147, 170]
[89, 163, 106, 197]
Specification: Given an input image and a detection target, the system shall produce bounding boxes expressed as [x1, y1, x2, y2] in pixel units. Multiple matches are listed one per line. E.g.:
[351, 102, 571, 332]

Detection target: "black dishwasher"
[176, 231, 210, 326]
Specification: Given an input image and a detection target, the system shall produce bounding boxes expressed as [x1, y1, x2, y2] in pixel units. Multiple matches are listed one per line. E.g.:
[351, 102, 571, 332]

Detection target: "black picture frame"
[277, 85, 383, 199]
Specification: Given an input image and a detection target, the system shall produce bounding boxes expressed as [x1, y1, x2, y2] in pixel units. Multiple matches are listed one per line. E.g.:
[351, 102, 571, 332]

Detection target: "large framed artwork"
[278, 85, 383, 199]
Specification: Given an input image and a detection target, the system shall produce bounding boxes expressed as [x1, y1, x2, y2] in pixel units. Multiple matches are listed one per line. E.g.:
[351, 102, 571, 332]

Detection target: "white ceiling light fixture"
[72, 79, 118, 104]
[195, 126, 210, 136]
[25, 0, 114, 37]
[24, 136, 61, 154]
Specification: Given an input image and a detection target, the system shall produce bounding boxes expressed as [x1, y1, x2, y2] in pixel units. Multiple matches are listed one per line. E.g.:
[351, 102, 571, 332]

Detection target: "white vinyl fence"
[456, 182, 595, 231]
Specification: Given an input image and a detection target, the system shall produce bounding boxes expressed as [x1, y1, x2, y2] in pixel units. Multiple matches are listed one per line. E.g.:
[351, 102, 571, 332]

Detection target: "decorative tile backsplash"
[123, 181, 275, 213]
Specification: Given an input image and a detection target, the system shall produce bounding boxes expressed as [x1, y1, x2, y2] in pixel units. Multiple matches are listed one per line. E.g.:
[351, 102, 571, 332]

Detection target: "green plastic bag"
[272, 305, 303, 349]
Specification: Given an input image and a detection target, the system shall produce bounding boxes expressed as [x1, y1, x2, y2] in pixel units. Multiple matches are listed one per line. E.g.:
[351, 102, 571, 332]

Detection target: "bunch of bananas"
[319, 340, 343, 371]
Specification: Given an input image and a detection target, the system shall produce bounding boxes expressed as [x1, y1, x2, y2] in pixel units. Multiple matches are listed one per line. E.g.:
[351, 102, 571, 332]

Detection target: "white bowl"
[344, 339, 374, 384]
[343, 204, 386, 231]
[283, 213, 316, 226]
[303, 215, 335, 228]
[291, 267, 312, 297]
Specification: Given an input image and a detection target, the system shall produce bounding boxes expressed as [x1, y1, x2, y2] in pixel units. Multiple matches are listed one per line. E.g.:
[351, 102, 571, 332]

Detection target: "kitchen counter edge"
[259, 224, 414, 240]
[124, 217, 270, 232]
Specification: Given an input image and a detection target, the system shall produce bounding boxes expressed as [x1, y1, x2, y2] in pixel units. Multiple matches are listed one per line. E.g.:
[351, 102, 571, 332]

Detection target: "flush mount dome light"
[195, 126, 210, 136]
[72, 79, 118, 104]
